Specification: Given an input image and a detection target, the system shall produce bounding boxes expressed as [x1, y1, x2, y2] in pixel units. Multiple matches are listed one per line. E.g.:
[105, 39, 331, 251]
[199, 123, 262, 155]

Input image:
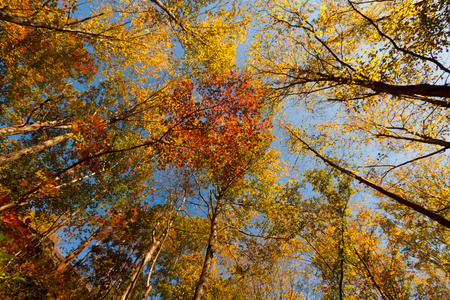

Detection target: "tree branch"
[286, 127, 450, 229]
[0, 8, 118, 40]
[348, 0, 450, 74]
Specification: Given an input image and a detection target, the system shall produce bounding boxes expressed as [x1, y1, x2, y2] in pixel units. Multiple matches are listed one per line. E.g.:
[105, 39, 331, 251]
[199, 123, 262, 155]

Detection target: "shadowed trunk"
[192, 206, 220, 300]
[55, 224, 106, 275]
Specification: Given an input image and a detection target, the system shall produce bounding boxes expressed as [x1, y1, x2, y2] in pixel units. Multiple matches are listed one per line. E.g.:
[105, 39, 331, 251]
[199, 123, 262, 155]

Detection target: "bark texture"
[0, 132, 71, 167]
[192, 208, 219, 300]
[0, 121, 71, 138]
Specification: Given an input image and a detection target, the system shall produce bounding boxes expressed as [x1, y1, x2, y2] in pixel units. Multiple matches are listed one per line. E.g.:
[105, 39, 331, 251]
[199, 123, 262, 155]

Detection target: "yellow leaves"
[83, 0, 174, 83]
[175, 1, 250, 76]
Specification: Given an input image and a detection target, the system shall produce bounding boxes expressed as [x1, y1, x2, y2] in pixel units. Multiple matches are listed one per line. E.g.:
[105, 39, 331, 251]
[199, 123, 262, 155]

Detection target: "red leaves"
[157, 68, 273, 184]
[0, 2, 97, 98]
[0, 194, 34, 256]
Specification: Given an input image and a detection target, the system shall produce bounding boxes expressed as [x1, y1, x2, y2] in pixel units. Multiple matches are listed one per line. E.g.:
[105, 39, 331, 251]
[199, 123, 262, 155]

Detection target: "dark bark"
[192, 206, 220, 300]
[353, 247, 391, 300]
[288, 129, 450, 229]
[0, 9, 112, 39]
[338, 219, 345, 300]
[313, 73, 450, 106]
[367, 81, 450, 104]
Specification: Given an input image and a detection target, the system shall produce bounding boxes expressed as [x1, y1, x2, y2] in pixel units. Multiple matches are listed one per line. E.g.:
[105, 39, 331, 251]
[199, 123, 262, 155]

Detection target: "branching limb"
[348, 0, 450, 74]
[285, 126, 450, 229]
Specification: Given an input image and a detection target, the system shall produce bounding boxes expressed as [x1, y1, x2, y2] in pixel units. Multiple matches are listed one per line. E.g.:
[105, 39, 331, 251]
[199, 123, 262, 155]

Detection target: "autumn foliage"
[0, 194, 33, 256]
[158, 68, 273, 184]
[71, 115, 110, 172]
[0, 195, 84, 299]
[2, 0, 450, 298]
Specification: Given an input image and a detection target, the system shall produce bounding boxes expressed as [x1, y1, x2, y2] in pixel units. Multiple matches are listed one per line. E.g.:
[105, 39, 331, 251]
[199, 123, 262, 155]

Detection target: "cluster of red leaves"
[0, 193, 34, 256]
[19, 170, 58, 198]
[71, 115, 110, 172]
[158, 68, 273, 184]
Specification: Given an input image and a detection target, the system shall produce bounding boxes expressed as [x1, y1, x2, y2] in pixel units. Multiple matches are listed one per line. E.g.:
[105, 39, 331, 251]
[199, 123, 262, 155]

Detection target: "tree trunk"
[0, 121, 71, 138]
[55, 224, 106, 275]
[0, 132, 71, 167]
[120, 240, 161, 300]
[367, 81, 450, 105]
[192, 208, 219, 300]
[290, 130, 450, 229]
[321, 74, 450, 106]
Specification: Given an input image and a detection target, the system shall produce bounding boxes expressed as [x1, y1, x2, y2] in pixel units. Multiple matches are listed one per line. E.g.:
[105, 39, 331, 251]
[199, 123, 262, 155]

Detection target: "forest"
[0, 0, 449, 298]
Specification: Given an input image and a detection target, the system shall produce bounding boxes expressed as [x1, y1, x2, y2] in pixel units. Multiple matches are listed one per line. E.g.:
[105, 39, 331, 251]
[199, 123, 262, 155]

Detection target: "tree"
[250, 0, 450, 228]
[0, 0, 256, 298]
[151, 67, 274, 299]
[254, 167, 450, 299]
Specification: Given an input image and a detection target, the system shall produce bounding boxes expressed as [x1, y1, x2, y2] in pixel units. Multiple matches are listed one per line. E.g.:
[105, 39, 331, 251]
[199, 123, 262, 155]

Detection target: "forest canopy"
[0, 0, 449, 298]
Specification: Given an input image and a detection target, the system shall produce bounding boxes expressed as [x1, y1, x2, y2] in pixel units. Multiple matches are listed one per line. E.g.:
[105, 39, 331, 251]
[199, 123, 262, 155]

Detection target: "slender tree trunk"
[55, 224, 106, 275]
[353, 247, 390, 300]
[338, 219, 345, 300]
[140, 196, 186, 300]
[192, 207, 220, 300]
[140, 235, 165, 300]
[288, 130, 450, 229]
[0, 121, 71, 138]
[0, 132, 71, 167]
[120, 239, 161, 300]
[142, 286, 152, 299]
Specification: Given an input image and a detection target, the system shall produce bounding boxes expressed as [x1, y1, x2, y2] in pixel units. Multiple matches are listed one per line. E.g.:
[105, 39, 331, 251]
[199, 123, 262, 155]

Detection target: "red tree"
[158, 68, 273, 184]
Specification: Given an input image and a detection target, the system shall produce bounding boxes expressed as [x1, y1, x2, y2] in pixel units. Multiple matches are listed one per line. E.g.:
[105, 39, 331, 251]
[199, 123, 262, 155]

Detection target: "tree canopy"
[1, 0, 449, 298]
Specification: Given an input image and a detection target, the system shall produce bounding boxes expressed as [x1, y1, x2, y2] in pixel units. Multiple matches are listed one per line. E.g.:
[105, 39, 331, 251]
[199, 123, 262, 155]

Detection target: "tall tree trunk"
[120, 239, 161, 300]
[140, 196, 187, 300]
[0, 132, 71, 167]
[288, 129, 450, 229]
[0, 121, 71, 138]
[55, 224, 106, 275]
[338, 217, 345, 300]
[192, 207, 220, 300]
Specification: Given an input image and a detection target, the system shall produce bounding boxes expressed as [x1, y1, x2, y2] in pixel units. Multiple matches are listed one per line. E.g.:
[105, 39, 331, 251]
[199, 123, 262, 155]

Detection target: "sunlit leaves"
[157, 68, 273, 184]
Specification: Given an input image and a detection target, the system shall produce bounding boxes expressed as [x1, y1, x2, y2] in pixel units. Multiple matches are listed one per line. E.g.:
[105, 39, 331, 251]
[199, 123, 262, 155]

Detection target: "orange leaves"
[0, 2, 97, 102]
[0, 193, 34, 256]
[157, 68, 272, 184]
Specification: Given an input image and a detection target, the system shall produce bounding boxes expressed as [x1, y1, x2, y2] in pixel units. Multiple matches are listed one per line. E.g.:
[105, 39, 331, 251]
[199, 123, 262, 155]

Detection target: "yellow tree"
[254, 168, 450, 298]
[249, 0, 450, 226]
[248, 0, 450, 295]
[0, 0, 250, 208]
